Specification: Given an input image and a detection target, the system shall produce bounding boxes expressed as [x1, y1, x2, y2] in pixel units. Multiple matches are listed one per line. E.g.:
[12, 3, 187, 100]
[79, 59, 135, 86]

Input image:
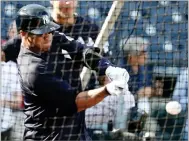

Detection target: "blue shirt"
[17, 32, 111, 141]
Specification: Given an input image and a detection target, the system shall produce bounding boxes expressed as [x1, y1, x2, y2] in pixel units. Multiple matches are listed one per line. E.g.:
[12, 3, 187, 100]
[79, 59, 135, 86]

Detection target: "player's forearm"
[76, 86, 109, 112]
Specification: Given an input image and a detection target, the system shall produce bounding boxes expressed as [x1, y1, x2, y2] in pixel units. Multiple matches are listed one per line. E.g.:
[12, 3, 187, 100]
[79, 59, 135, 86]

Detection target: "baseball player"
[16, 4, 129, 140]
[2, 0, 105, 90]
[2, 0, 100, 63]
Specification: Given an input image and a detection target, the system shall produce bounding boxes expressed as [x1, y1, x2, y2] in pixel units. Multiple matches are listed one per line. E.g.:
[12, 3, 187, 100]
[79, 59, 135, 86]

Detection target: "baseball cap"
[122, 36, 149, 56]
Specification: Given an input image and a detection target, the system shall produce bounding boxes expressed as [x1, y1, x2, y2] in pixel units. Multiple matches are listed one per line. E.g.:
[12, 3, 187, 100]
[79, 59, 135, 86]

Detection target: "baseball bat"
[80, 1, 125, 90]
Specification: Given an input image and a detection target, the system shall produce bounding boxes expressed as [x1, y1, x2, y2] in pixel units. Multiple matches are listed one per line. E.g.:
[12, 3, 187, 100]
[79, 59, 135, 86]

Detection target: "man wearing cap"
[1, 0, 103, 91]
[120, 36, 159, 139]
[1, 0, 100, 62]
[16, 4, 130, 141]
[120, 36, 153, 99]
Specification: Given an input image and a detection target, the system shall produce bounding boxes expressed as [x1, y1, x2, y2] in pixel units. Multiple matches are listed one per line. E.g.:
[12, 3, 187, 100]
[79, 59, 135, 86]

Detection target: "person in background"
[120, 36, 159, 139]
[1, 20, 18, 59]
[1, 20, 25, 141]
[172, 67, 188, 140]
[120, 36, 153, 100]
[50, 0, 98, 43]
[7, 20, 18, 40]
[146, 71, 186, 141]
[1, 20, 17, 45]
[1, 18, 17, 45]
[121, 37, 187, 140]
[1, 60, 23, 141]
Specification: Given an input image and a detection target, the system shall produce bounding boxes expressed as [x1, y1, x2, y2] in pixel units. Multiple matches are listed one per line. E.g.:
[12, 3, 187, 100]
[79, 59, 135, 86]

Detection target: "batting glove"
[105, 80, 126, 96]
[105, 66, 130, 83]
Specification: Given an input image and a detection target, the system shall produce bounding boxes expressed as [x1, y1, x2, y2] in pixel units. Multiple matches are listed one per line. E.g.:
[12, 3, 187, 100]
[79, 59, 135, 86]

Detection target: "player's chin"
[58, 13, 68, 18]
[58, 12, 73, 19]
[42, 43, 52, 52]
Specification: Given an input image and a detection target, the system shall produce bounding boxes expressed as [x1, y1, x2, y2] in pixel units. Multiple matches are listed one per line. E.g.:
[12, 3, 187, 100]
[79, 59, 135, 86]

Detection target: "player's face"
[27, 32, 53, 52]
[52, 0, 77, 19]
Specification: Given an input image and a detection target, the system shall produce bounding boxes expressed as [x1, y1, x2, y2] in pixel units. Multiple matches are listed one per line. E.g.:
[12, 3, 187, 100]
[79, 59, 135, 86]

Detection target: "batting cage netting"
[1, 1, 188, 141]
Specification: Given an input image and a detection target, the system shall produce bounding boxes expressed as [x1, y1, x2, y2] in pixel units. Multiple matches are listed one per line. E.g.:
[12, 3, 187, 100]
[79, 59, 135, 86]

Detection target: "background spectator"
[120, 36, 160, 139]
[1, 60, 23, 140]
[146, 69, 186, 140]
[7, 20, 17, 40]
[1, 20, 25, 141]
[172, 67, 188, 140]
[120, 36, 153, 99]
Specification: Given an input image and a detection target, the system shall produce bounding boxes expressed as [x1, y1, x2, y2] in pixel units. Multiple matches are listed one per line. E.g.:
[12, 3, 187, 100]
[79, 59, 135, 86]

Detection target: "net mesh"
[1, 1, 188, 141]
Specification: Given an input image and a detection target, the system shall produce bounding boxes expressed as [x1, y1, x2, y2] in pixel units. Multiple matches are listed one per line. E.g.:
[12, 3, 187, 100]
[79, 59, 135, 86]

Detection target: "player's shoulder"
[18, 47, 45, 71]
[18, 48, 47, 90]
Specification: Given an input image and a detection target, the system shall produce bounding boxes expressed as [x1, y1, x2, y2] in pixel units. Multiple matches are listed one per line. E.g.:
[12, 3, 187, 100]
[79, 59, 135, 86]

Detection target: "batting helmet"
[16, 4, 60, 35]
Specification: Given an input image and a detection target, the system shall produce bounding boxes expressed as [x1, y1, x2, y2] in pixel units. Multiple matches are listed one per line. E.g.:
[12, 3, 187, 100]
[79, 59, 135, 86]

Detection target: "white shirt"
[85, 92, 135, 130]
[172, 67, 188, 135]
[1, 61, 22, 132]
[172, 67, 188, 110]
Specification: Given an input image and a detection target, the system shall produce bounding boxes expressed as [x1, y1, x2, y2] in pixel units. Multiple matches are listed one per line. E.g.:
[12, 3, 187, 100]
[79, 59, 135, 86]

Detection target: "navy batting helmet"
[16, 4, 60, 35]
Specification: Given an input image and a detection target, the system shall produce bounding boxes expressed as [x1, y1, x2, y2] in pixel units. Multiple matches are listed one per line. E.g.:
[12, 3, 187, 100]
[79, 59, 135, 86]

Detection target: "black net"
[1, 1, 188, 141]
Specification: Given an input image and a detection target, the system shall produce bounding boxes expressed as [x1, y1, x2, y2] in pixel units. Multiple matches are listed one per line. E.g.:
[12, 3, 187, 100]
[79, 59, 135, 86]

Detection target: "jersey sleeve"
[2, 36, 21, 62]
